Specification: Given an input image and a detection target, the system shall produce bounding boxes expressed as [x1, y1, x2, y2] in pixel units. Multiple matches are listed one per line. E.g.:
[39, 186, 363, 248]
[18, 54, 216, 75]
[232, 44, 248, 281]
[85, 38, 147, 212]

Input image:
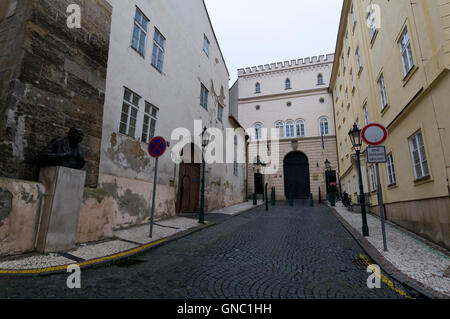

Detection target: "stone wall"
[0, 0, 112, 187]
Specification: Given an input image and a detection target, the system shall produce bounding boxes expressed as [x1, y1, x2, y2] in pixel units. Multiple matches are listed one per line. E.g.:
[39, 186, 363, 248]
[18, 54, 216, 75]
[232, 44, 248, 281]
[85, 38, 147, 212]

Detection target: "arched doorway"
[176, 143, 201, 213]
[284, 152, 310, 199]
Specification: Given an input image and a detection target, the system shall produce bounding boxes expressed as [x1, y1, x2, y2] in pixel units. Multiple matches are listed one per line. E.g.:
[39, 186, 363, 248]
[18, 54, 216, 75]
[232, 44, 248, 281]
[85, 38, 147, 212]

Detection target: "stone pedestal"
[36, 167, 86, 253]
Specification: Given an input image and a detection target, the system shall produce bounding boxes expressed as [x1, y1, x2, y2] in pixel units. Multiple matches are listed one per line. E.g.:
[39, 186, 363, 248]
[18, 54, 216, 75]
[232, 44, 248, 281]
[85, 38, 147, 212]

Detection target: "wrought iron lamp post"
[199, 127, 211, 224]
[348, 123, 369, 236]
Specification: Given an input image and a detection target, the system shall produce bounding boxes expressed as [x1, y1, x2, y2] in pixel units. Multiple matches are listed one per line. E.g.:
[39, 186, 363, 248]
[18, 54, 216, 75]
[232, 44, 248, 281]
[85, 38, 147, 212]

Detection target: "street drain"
[352, 258, 368, 268]
[115, 258, 147, 268]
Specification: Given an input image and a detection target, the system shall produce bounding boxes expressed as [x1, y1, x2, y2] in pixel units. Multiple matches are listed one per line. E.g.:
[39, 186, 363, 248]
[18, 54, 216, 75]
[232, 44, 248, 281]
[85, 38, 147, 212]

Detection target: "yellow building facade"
[330, 0, 450, 249]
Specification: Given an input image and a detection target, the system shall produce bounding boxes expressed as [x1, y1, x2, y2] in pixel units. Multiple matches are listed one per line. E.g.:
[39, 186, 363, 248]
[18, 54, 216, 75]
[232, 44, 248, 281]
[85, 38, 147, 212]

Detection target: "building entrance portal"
[284, 152, 310, 199]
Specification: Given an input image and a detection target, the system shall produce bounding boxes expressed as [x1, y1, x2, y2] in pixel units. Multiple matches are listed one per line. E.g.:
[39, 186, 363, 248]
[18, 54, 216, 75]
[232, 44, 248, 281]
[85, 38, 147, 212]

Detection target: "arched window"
[317, 74, 324, 85]
[285, 120, 295, 138]
[255, 83, 261, 93]
[254, 123, 262, 140]
[285, 78, 291, 90]
[296, 120, 305, 137]
[320, 117, 329, 136]
[276, 121, 284, 139]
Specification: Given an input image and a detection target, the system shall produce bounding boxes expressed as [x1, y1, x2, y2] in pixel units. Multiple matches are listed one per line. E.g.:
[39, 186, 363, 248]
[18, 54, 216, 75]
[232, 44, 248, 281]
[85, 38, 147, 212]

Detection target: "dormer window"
[317, 74, 324, 85]
[255, 83, 261, 94]
[285, 78, 291, 90]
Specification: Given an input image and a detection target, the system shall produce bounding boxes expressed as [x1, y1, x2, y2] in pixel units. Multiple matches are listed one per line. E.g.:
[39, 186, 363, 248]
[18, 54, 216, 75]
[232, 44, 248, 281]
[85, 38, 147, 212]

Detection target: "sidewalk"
[0, 200, 263, 276]
[331, 202, 450, 298]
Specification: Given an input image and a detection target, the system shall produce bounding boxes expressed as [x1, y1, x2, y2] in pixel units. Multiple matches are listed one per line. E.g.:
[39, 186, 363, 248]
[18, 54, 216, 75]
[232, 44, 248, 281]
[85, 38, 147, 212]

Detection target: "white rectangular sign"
[367, 146, 387, 163]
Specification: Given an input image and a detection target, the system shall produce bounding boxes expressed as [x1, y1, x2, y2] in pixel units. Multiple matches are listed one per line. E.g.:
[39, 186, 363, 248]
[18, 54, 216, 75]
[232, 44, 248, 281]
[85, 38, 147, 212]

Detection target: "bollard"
[271, 187, 275, 206]
[253, 192, 257, 205]
[318, 187, 322, 204]
[330, 192, 336, 207]
[265, 184, 269, 211]
[309, 193, 314, 207]
[289, 194, 294, 206]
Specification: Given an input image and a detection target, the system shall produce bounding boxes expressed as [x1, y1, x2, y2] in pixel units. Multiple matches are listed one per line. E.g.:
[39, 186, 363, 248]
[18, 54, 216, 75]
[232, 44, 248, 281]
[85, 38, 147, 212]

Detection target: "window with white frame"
[356, 48, 362, 72]
[345, 138, 349, 155]
[151, 29, 165, 72]
[337, 112, 341, 126]
[285, 78, 291, 89]
[399, 28, 414, 76]
[351, 6, 356, 27]
[317, 74, 324, 85]
[342, 55, 345, 71]
[320, 118, 329, 136]
[276, 121, 284, 139]
[217, 104, 223, 123]
[131, 7, 149, 56]
[142, 102, 158, 143]
[386, 153, 397, 185]
[285, 121, 295, 138]
[368, 7, 377, 40]
[351, 69, 355, 90]
[378, 74, 388, 109]
[254, 123, 263, 140]
[255, 83, 261, 94]
[200, 83, 208, 110]
[203, 35, 210, 56]
[346, 89, 350, 106]
[409, 130, 429, 179]
[120, 88, 140, 138]
[369, 166, 376, 191]
[346, 32, 350, 49]
[363, 103, 370, 125]
[296, 120, 305, 137]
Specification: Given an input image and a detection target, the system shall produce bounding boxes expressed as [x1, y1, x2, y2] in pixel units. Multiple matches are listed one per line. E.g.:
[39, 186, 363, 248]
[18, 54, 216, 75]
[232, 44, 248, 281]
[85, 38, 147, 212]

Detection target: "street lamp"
[348, 123, 370, 236]
[199, 127, 211, 224]
[324, 159, 331, 171]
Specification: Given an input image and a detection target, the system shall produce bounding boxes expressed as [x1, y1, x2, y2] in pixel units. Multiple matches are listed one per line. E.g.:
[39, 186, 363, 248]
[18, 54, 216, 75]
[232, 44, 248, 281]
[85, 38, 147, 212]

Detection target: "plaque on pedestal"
[36, 166, 86, 253]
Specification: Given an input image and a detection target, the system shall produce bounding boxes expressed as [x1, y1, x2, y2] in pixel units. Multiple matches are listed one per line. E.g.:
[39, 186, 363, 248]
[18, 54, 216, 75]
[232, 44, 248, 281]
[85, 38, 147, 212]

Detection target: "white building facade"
[237, 55, 339, 200]
[96, 0, 246, 230]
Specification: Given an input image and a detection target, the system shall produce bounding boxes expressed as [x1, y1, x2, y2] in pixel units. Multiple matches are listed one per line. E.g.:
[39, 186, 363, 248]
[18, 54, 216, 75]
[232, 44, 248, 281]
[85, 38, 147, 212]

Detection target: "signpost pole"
[375, 163, 388, 251]
[149, 157, 158, 238]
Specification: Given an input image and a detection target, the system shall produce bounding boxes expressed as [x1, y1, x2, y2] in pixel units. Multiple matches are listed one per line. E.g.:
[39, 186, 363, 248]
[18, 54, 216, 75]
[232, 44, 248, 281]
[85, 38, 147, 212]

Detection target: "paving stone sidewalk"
[0, 201, 262, 273]
[332, 202, 450, 297]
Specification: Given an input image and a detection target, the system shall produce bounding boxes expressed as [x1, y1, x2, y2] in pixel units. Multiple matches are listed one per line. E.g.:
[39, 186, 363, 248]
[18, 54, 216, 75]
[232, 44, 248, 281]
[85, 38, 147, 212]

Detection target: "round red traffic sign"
[148, 136, 166, 158]
[361, 123, 387, 146]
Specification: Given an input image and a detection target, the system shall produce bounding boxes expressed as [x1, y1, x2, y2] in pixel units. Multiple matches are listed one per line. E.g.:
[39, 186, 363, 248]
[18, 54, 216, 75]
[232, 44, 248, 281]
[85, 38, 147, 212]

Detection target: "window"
[255, 83, 261, 94]
[350, 69, 355, 90]
[337, 112, 341, 126]
[296, 120, 305, 137]
[203, 35, 210, 56]
[409, 131, 429, 179]
[285, 78, 291, 89]
[387, 153, 397, 185]
[200, 84, 208, 110]
[346, 89, 350, 106]
[151, 29, 165, 72]
[276, 121, 284, 139]
[368, 7, 377, 40]
[345, 138, 349, 155]
[120, 88, 140, 138]
[348, 181, 352, 195]
[131, 8, 149, 56]
[356, 48, 362, 72]
[363, 103, 370, 125]
[378, 74, 388, 109]
[217, 104, 223, 122]
[317, 74, 324, 85]
[320, 118, 329, 136]
[142, 102, 158, 143]
[254, 123, 262, 140]
[346, 32, 350, 50]
[342, 55, 345, 72]
[369, 166, 377, 191]
[399, 28, 414, 76]
[351, 6, 356, 28]
[285, 121, 295, 138]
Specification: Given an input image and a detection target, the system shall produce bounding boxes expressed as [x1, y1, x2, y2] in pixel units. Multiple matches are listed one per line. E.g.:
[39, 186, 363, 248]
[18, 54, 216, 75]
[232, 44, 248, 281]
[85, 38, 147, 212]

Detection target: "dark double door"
[284, 152, 310, 199]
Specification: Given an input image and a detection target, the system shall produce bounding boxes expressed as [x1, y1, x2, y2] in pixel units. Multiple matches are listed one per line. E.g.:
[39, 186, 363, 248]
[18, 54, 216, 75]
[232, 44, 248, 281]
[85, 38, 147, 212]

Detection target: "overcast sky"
[204, 0, 344, 84]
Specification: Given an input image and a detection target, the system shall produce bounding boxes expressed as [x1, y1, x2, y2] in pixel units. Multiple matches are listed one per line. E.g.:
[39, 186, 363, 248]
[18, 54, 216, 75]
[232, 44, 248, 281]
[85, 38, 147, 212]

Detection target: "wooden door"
[177, 163, 201, 213]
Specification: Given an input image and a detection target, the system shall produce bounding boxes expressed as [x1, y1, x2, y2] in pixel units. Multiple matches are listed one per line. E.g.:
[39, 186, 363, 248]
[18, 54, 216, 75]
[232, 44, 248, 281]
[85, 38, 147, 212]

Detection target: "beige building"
[236, 55, 339, 201]
[331, 0, 450, 249]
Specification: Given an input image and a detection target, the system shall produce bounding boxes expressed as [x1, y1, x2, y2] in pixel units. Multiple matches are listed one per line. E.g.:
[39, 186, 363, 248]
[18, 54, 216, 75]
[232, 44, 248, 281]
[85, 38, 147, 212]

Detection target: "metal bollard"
[265, 184, 269, 211]
[271, 187, 275, 206]
[253, 193, 257, 205]
[309, 193, 314, 207]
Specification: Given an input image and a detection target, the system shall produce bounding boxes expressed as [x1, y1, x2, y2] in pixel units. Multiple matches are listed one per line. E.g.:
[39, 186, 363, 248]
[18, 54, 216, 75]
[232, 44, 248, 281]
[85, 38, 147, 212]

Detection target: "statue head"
[68, 128, 84, 145]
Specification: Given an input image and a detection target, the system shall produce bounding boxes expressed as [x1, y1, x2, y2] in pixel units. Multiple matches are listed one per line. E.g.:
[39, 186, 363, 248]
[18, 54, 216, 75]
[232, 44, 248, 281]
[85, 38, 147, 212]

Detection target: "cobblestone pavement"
[0, 201, 418, 299]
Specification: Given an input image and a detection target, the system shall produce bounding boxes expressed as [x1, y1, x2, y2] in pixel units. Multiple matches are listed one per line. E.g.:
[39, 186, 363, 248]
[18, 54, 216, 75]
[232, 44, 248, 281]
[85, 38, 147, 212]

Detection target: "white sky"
[204, 0, 344, 84]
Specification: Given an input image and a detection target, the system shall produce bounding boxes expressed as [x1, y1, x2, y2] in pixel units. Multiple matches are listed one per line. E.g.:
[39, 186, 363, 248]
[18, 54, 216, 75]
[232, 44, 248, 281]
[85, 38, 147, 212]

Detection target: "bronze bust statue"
[37, 128, 86, 169]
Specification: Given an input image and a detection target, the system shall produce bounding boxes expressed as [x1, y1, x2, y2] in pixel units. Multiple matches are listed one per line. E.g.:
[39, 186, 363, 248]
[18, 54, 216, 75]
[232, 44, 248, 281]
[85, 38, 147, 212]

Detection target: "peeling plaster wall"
[0, 177, 43, 257]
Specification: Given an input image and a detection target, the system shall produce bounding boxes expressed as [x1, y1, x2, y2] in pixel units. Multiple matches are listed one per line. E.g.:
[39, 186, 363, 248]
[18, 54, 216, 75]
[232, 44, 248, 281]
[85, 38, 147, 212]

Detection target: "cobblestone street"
[0, 202, 417, 299]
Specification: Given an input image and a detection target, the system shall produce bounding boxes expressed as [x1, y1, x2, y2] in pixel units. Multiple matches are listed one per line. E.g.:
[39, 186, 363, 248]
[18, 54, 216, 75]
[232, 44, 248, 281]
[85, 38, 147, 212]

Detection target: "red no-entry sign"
[361, 123, 387, 146]
[148, 136, 166, 158]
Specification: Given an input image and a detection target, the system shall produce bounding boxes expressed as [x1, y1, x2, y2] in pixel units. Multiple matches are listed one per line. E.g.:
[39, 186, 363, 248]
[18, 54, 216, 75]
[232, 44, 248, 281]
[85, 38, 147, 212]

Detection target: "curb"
[232, 202, 265, 216]
[330, 207, 449, 299]
[0, 221, 216, 277]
